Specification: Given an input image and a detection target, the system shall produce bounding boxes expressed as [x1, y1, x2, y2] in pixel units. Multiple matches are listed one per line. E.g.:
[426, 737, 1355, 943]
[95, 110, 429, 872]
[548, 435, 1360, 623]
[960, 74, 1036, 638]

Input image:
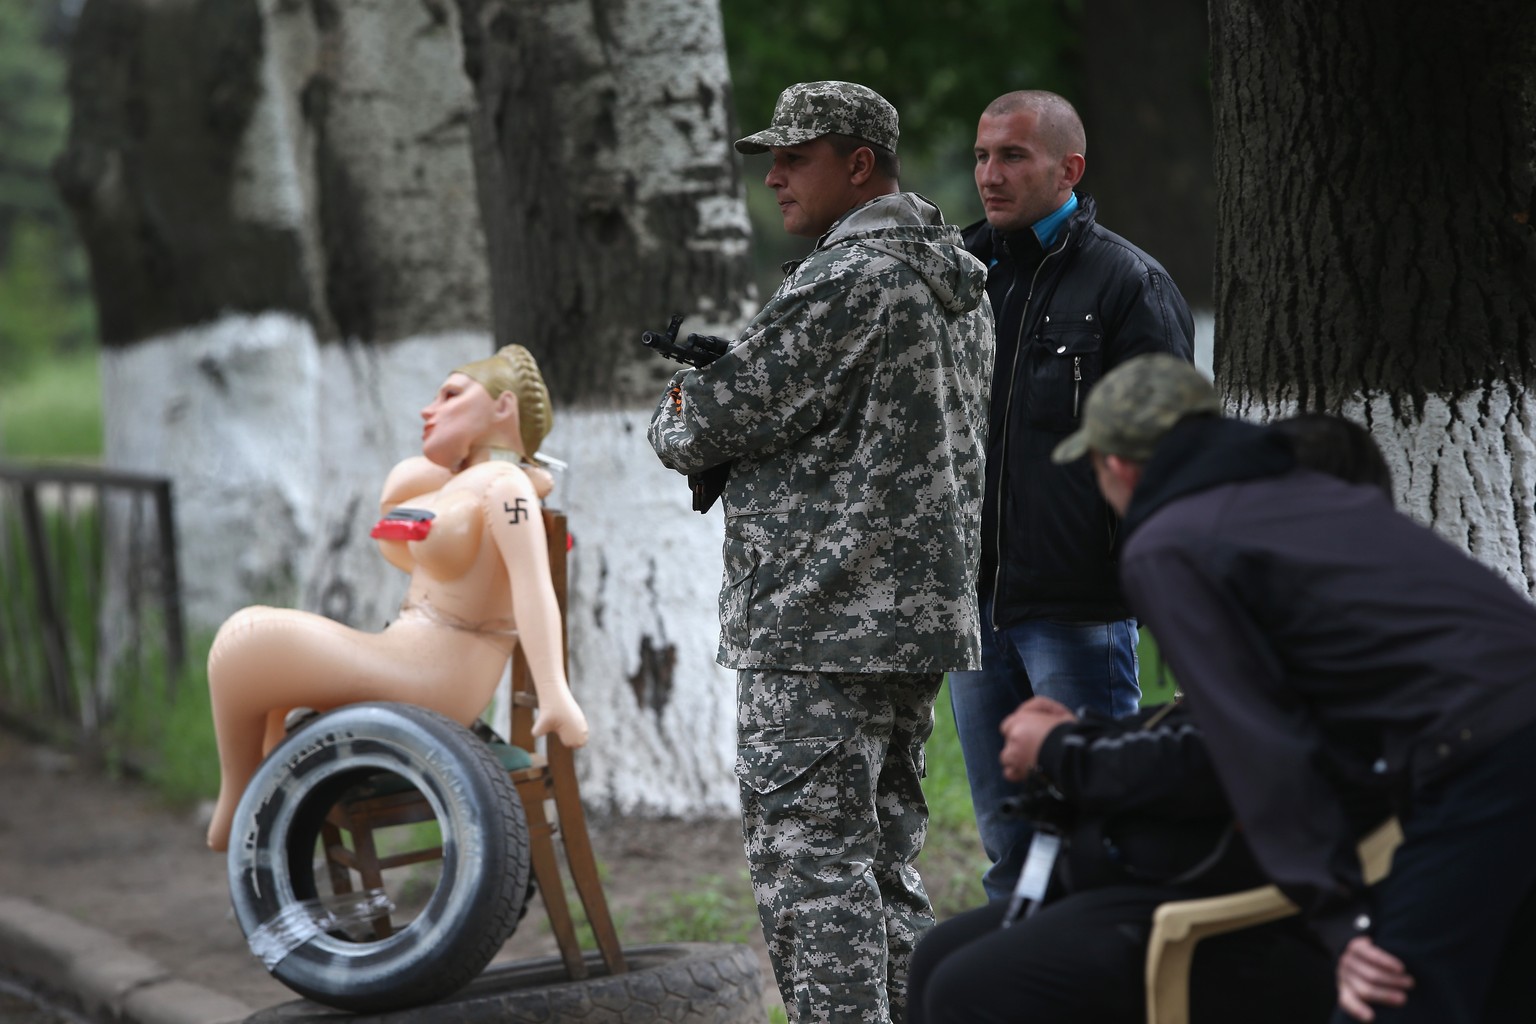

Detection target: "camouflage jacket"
[648, 193, 995, 672]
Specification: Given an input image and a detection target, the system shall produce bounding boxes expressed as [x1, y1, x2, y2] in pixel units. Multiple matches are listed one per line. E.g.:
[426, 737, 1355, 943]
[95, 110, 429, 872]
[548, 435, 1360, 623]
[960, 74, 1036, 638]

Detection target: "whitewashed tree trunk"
[456, 0, 755, 815]
[60, 0, 751, 816]
[1211, 0, 1536, 594]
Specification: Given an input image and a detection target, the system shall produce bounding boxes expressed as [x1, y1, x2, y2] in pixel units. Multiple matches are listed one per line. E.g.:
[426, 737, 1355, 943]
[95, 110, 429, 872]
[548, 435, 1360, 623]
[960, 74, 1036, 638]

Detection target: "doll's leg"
[205, 607, 383, 851]
[204, 609, 508, 851]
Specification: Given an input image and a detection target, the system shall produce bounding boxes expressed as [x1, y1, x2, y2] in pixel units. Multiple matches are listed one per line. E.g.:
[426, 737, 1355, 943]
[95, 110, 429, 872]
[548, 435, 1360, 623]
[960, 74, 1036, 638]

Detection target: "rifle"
[640, 313, 732, 369]
[639, 313, 733, 513]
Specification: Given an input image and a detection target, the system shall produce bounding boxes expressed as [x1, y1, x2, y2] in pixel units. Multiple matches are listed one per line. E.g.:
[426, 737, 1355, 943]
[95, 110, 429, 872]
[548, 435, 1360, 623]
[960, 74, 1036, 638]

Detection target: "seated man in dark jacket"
[1055, 356, 1536, 1023]
[908, 413, 1392, 1024]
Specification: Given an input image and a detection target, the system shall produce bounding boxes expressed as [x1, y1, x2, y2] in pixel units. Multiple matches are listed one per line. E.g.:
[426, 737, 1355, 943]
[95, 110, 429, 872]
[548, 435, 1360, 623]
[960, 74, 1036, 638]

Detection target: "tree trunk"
[1079, 0, 1215, 310]
[455, 0, 757, 405]
[1211, 0, 1536, 591]
[454, 0, 755, 816]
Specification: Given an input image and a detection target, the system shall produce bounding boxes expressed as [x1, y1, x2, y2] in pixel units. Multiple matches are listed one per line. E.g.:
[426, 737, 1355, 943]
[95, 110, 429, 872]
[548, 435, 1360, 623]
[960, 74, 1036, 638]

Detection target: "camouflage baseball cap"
[1051, 354, 1221, 464]
[734, 81, 899, 155]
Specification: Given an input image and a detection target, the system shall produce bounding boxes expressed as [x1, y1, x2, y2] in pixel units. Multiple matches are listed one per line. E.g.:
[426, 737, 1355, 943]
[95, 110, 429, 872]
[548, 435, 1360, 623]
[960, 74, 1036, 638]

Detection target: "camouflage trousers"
[735, 668, 942, 1024]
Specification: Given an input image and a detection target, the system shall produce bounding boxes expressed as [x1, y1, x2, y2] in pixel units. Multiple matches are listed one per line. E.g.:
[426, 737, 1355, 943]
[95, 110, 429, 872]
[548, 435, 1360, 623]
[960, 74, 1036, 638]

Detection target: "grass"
[0, 349, 103, 461]
[646, 871, 758, 945]
[103, 628, 220, 804]
[918, 677, 990, 916]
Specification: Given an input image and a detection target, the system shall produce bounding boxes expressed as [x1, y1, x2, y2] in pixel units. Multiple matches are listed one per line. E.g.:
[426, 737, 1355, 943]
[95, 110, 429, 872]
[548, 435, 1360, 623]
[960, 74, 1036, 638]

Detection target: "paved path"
[0, 729, 773, 1023]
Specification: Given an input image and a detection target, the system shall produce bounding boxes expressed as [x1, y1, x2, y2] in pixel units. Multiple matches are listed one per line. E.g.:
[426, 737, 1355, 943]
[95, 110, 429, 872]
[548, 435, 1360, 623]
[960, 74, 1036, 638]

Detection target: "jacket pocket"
[719, 536, 758, 650]
[1026, 312, 1104, 432]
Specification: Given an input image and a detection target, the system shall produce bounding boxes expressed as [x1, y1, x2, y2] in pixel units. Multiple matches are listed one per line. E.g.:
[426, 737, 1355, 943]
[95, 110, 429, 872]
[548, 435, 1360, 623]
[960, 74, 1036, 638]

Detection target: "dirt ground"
[0, 730, 783, 1019]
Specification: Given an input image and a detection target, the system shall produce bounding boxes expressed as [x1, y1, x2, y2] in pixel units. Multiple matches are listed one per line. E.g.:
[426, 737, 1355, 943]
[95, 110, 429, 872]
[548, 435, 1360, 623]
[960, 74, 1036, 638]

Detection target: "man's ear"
[1104, 453, 1143, 490]
[1060, 152, 1086, 190]
[848, 145, 876, 186]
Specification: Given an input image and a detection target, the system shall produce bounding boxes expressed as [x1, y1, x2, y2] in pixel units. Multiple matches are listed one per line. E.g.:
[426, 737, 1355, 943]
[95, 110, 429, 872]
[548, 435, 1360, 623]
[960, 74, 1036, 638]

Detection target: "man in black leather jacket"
[951, 89, 1196, 901]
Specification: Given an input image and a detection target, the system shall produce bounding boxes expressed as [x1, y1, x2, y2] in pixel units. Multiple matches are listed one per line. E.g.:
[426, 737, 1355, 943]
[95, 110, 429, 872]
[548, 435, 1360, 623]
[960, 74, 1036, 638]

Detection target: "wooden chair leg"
[550, 758, 626, 973]
[516, 776, 588, 978]
[348, 821, 395, 940]
[320, 819, 355, 896]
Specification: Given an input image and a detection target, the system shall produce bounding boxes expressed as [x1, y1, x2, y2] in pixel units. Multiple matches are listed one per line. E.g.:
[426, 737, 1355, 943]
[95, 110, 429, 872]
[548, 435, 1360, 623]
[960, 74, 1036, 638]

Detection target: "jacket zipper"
[990, 229, 1071, 632]
[1072, 356, 1083, 418]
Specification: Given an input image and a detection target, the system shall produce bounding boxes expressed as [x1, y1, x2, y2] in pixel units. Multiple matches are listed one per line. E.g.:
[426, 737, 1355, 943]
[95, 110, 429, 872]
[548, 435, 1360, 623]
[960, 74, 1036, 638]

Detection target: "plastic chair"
[1143, 816, 1403, 1024]
[318, 509, 627, 979]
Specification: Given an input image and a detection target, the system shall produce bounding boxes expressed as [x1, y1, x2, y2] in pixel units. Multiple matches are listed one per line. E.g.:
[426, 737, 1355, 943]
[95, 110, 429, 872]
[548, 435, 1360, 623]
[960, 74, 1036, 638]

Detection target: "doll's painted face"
[420, 373, 500, 470]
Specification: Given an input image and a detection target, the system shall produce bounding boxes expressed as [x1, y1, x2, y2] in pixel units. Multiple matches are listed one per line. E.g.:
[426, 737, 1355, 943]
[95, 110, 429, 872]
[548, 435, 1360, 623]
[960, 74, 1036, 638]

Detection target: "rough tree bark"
[1210, 0, 1536, 593]
[455, 0, 756, 403]
[454, 0, 756, 816]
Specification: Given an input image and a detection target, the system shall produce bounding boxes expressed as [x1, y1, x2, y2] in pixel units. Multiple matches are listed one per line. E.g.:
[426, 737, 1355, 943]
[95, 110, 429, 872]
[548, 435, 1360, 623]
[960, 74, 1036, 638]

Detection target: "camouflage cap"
[735, 81, 899, 155]
[1051, 354, 1220, 464]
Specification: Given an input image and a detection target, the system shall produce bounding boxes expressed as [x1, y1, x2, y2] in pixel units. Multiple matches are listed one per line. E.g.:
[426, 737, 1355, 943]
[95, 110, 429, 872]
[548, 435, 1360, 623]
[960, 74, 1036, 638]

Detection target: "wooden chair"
[318, 509, 627, 979]
[1143, 816, 1403, 1024]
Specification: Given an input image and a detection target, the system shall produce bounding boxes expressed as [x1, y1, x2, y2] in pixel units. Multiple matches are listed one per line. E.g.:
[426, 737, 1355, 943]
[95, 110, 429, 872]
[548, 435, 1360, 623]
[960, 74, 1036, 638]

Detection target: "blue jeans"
[949, 598, 1140, 900]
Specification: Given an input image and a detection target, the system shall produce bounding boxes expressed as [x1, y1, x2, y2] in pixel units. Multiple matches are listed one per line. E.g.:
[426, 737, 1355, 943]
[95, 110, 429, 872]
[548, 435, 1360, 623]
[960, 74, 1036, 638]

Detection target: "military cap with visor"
[1051, 354, 1221, 464]
[735, 80, 900, 155]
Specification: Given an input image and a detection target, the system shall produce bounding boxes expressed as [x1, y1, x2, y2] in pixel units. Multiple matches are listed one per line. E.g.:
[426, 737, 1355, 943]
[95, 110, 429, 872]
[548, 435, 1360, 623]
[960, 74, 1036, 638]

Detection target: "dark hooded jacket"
[1120, 416, 1536, 956]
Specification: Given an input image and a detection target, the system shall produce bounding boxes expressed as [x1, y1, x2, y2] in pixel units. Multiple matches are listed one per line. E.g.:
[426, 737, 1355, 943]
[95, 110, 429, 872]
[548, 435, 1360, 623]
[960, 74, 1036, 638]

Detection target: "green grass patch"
[0, 349, 104, 461]
[1139, 627, 1181, 705]
[646, 871, 758, 945]
[104, 629, 220, 806]
[919, 677, 989, 916]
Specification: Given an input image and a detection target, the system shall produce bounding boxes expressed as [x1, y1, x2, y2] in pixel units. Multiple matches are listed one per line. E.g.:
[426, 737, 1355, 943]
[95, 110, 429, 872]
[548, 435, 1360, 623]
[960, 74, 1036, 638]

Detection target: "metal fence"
[0, 461, 185, 744]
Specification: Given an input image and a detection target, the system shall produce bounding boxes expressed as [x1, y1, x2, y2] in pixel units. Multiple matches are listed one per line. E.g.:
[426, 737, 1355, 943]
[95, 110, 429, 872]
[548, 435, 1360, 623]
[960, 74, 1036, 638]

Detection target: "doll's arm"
[380, 456, 452, 512]
[485, 469, 589, 748]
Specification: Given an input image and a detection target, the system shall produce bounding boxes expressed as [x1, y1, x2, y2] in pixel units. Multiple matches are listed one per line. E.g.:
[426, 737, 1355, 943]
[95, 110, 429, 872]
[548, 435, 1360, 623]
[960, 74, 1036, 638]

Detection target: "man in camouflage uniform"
[647, 81, 995, 1024]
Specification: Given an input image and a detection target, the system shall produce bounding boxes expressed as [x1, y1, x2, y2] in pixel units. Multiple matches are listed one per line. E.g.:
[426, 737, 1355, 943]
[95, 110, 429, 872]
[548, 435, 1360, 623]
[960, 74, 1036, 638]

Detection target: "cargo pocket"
[735, 736, 866, 859]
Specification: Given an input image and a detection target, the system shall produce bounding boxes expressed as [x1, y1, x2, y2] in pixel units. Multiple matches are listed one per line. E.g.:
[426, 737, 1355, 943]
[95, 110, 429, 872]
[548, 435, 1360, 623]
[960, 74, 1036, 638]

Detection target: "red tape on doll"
[370, 508, 435, 541]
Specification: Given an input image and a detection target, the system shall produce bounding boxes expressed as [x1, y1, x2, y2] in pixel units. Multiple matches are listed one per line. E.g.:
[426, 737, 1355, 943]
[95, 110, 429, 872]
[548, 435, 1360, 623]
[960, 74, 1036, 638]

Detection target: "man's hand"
[1337, 935, 1413, 1021]
[1000, 697, 1078, 781]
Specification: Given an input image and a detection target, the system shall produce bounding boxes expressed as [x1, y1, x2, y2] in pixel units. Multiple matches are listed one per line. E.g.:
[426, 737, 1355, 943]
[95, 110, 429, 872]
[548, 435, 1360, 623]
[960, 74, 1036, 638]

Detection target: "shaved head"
[982, 91, 1086, 160]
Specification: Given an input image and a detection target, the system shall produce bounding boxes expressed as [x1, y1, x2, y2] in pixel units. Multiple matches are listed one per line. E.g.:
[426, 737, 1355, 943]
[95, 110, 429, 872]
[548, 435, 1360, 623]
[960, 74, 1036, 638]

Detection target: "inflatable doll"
[204, 344, 587, 852]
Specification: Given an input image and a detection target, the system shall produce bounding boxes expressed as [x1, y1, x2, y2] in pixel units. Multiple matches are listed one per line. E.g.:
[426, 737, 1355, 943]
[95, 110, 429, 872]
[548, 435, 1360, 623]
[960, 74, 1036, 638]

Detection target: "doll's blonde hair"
[454, 344, 553, 459]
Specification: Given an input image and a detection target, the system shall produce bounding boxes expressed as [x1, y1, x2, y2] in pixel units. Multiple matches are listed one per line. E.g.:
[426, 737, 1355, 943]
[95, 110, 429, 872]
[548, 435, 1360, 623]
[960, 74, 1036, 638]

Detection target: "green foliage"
[0, 348, 102, 460]
[721, 0, 1082, 299]
[768, 1008, 788, 1024]
[720, 0, 1082, 165]
[0, 0, 70, 220]
[0, 220, 96, 378]
[0, 0, 97, 376]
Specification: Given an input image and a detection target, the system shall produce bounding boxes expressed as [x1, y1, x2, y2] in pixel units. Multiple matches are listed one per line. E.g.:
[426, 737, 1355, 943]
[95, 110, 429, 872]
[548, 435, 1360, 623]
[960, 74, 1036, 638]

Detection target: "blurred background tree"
[0, 0, 93, 382]
[719, 0, 1214, 309]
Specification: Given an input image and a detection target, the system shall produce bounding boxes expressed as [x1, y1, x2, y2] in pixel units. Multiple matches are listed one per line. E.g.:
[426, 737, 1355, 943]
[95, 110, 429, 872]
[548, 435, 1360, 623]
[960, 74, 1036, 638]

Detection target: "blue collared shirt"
[1032, 193, 1078, 249]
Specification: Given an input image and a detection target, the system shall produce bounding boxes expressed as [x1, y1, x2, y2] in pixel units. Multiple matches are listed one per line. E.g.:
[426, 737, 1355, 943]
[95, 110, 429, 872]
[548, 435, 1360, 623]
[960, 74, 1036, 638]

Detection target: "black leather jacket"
[963, 193, 1193, 627]
[1030, 703, 1268, 898]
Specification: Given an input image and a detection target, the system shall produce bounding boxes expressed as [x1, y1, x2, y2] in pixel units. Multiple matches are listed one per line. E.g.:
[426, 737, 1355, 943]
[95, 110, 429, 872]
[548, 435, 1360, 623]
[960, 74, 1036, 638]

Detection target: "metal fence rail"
[0, 461, 185, 742]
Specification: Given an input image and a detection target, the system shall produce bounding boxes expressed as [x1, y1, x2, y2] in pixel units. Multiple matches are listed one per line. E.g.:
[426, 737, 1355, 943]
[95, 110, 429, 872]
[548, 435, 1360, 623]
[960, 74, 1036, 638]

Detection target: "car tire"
[243, 942, 766, 1023]
[227, 701, 530, 1013]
